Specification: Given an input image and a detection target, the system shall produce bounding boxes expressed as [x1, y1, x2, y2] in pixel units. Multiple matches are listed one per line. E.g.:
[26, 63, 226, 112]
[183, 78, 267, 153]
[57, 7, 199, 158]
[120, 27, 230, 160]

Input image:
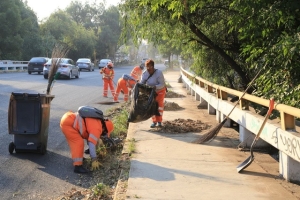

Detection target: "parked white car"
[98, 59, 112, 69]
[43, 58, 80, 79]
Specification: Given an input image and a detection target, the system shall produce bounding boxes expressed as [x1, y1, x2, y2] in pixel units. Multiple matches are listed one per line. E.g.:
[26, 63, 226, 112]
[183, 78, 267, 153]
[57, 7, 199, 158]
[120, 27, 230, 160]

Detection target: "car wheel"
[68, 72, 72, 79]
[75, 71, 80, 78]
[9, 142, 15, 154]
[44, 74, 48, 79]
[28, 71, 32, 74]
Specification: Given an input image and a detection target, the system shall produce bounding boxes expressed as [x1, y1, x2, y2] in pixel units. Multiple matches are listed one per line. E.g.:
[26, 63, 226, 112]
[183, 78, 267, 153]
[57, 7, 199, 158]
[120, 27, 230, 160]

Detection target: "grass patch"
[127, 138, 136, 156]
[91, 183, 110, 198]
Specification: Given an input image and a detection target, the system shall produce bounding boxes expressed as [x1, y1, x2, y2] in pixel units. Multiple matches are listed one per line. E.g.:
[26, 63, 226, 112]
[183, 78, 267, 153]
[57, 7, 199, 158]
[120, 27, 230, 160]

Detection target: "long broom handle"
[224, 66, 264, 120]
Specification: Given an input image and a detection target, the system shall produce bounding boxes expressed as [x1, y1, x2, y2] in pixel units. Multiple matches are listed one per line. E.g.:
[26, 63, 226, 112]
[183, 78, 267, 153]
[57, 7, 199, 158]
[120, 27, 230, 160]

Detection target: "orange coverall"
[60, 111, 103, 166]
[100, 67, 115, 97]
[130, 66, 143, 81]
[152, 88, 167, 123]
[114, 78, 136, 102]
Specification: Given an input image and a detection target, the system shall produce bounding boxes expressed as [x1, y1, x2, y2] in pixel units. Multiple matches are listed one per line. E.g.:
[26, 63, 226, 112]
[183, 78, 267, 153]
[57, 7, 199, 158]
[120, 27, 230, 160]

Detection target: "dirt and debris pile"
[165, 90, 185, 98]
[150, 118, 210, 133]
[164, 101, 183, 111]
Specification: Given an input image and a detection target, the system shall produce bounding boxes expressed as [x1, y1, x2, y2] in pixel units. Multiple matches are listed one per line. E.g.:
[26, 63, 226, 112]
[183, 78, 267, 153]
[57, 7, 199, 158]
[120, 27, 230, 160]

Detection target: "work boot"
[150, 122, 157, 128]
[157, 122, 162, 127]
[74, 165, 89, 173]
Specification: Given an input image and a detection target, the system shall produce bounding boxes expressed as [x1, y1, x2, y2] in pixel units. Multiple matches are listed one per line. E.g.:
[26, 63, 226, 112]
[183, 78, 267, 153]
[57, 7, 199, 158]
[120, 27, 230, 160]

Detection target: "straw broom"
[192, 66, 265, 144]
[46, 44, 69, 95]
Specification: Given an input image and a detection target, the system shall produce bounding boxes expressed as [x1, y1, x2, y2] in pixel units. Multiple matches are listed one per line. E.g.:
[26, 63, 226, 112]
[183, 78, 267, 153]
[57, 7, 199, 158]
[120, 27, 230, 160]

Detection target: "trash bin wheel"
[9, 142, 15, 154]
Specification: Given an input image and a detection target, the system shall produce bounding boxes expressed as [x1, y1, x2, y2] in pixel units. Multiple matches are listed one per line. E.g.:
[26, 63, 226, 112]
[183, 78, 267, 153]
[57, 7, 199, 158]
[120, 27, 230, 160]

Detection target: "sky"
[26, 0, 121, 20]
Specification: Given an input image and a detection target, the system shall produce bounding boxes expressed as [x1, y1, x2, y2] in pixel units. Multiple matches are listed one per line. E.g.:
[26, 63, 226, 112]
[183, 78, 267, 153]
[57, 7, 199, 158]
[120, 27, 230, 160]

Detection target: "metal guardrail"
[180, 67, 300, 182]
[180, 67, 299, 131]
[0, 60, 28, 71]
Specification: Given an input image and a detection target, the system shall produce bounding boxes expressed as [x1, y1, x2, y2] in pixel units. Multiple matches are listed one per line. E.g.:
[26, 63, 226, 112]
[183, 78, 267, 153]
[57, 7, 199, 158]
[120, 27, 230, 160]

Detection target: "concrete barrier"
[181, 67, 300, 183]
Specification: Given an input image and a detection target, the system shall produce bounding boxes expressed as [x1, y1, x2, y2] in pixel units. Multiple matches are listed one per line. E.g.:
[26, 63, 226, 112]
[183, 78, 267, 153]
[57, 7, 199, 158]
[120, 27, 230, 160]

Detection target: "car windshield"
[77, 59, 90, 62]
[30, 57, 46, 62]
[100, 59, 110, 63]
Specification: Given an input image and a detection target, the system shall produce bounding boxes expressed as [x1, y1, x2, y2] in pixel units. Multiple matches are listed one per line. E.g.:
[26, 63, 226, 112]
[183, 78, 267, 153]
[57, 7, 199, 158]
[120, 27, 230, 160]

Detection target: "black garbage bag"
[128, 83, 160, 123]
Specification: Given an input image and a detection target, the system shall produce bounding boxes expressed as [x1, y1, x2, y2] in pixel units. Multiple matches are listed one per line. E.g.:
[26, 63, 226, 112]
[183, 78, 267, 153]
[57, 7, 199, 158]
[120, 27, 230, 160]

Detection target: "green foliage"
[0, 0, 27, 59]
[40, 10, 97, 60]
[91, 183, 110, 198]
[127, 138, 136, 156]
[120, 0, 300, 108]
[111, 110, 129, 138]
[96, 6, 122, 59]
[0, 0, 121, 61]
[119, 0, 252, 89]
[230, 0, 300, 107]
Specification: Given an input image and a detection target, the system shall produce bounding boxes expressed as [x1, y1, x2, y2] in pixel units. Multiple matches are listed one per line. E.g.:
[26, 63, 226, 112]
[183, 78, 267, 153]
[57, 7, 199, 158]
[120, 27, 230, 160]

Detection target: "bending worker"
[130, 63, 145, 81]
[140, 59, 167, 128]
[114, 74, 137, 102]
[100, 62, 115, 97]
[60, 109, 114, 173]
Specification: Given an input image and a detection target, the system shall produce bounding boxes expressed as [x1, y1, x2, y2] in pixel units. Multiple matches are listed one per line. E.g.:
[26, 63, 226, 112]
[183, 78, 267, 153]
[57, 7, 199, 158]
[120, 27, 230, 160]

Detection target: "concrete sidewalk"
[122, 70, 299, 200]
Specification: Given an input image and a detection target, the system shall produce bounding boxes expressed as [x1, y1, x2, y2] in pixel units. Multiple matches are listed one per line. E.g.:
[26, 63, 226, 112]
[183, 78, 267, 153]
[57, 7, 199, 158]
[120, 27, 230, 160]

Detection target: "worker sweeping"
[114, 74, 137, 102]
[100, 62, 115, 97]
[60, 107, 114, 173]
[140, 59, 167, 128]
[130, 63, 145, 81]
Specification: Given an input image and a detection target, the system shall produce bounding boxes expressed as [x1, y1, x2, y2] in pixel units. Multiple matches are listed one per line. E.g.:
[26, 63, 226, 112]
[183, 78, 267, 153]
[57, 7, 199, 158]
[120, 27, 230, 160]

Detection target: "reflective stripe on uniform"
[73, 113, 85, 136]
[73, 157, 83, 163]
[88, 133, 98, 144]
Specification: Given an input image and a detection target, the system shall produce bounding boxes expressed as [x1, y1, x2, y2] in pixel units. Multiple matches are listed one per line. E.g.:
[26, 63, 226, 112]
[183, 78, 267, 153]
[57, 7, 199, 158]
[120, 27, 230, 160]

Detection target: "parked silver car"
[98, 59, 112, 69]
[43, 58, 80, 79]
[76, 58, 94, 71]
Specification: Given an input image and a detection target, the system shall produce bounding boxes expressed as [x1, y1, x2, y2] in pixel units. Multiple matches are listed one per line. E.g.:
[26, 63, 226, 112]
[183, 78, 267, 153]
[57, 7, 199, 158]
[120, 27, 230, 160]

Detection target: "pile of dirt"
[164, 101, 184, 111]
[150, 118, 210, 133]
[165, 90, 185, 98]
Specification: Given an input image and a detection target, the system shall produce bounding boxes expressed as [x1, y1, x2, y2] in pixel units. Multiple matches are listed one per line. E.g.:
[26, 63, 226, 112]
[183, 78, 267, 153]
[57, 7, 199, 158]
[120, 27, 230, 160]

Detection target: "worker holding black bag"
[140, 59, 167, 128]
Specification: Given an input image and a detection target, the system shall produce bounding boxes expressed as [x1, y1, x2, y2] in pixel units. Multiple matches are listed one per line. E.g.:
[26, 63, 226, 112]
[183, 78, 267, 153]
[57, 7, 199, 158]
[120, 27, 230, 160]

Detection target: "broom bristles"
[46, 44, 69, 94]
[192, 118, 227, 144]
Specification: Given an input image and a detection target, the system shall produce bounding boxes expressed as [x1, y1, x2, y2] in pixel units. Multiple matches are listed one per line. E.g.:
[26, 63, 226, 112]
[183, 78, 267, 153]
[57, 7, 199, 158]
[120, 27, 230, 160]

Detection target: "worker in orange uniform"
[140, 59, 167, 128]
[60, 110, 114, 173]
[130, 63, 145, 81]
[114, 74, 137, 102]
[100, 62, 115, 97]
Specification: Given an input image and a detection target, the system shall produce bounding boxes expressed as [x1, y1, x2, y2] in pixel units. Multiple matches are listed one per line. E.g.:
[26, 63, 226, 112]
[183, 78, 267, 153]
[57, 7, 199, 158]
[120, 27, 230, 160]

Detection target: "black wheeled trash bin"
[8, 93, 55, 155]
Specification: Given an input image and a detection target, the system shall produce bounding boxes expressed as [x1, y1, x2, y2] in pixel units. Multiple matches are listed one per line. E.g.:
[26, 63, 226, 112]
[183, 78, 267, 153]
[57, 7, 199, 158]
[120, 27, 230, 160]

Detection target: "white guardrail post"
[180, 67, 300, 183]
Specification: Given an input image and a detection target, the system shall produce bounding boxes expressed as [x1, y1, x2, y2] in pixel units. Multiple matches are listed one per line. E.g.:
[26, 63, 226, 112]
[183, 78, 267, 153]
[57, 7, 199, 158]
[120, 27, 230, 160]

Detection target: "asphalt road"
[0, 64, 166, 200]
